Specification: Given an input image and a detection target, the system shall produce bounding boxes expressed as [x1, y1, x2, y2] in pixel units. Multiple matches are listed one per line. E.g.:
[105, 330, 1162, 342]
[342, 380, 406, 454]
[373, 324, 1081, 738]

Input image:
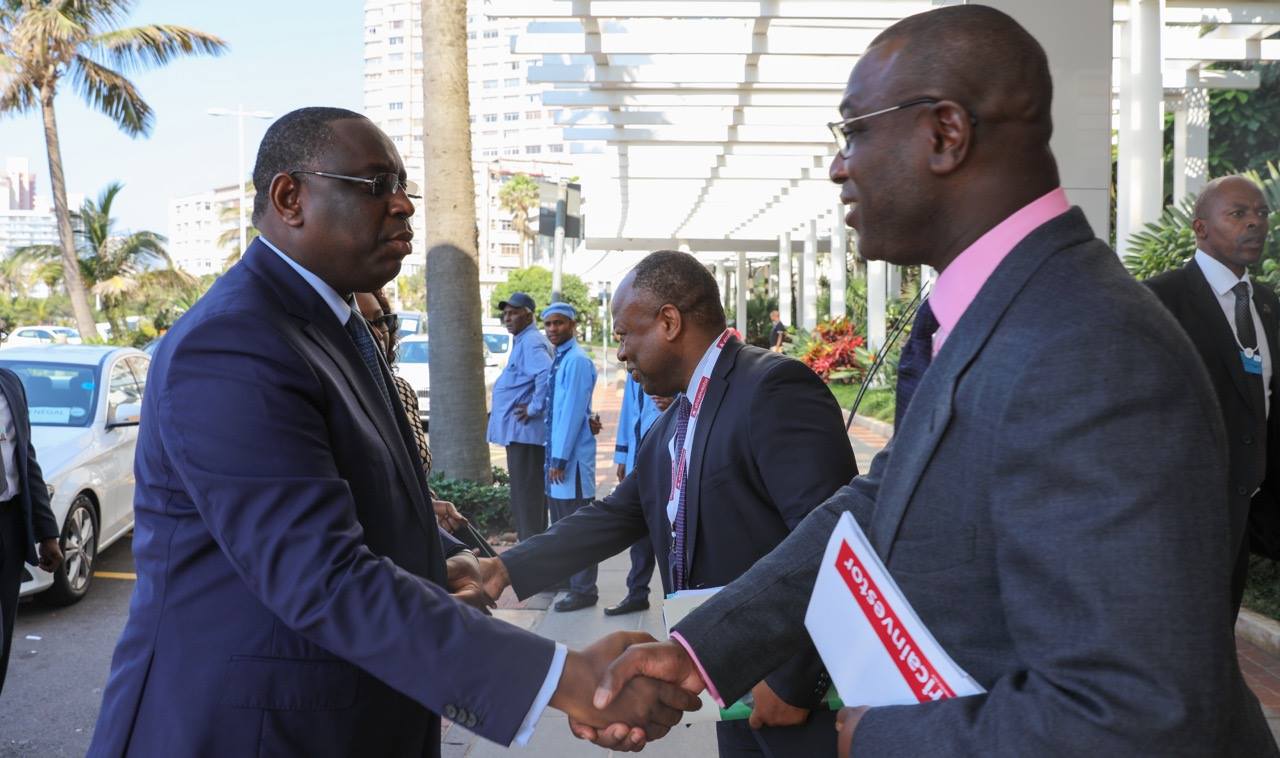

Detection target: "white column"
[802, 220, 818, 331]
[1117, 0, 1164, 256]
[736, 250, 749, 334]
[830, 210, 848, 320]
[1173, 87, 1209, 203]
[778, 233, 793, 328]
[981, 0, 1114, 241]
[867, 260, 887, 353]
[887, 265, 901, 302]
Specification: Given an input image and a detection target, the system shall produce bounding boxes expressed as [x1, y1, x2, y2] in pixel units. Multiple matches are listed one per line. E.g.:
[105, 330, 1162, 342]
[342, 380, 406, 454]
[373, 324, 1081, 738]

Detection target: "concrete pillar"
[830, 210, 848, 320]
[867, 259, 887, 353]
[1116, 0, 1164, 256]
[736, 250, 749, 335]
[887, 265, 901, 302]
[778, 233, 793, 328]
[982, 0, 1113, 241]
[1174, 87, 1209, 203]
[802, 220, 818, 331]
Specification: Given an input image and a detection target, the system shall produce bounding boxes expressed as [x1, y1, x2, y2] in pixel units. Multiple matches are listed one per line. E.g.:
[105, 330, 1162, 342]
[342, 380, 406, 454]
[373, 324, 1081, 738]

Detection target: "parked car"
[394, 335, 499, 428]
[395, 311, 426, 340]
[4, 325, 82, 347]
[1, 345, 149, 605]
[481, 325, 513, 371]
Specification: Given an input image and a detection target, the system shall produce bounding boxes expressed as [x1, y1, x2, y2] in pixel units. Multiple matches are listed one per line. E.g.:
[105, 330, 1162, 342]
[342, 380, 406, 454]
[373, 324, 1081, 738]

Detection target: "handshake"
[444, 552, 710, 751]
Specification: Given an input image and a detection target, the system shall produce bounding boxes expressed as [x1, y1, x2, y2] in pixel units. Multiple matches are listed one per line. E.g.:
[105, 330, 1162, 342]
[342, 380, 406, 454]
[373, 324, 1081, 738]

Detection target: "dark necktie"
[895, 299, 939, 429]
[669, 395, 693, 591]
[1233, 282, 1259, 351]
[345, 314, 395, 417]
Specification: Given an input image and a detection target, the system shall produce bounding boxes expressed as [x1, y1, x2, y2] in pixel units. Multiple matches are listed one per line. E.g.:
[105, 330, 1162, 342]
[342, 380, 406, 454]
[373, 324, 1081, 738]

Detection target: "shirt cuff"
[513, 642, 567, 745]
[670, 631, 725, 708]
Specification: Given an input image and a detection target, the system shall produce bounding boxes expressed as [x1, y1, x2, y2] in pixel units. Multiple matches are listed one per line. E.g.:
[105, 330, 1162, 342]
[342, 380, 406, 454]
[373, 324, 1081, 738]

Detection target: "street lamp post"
[208, 105, 273, 258]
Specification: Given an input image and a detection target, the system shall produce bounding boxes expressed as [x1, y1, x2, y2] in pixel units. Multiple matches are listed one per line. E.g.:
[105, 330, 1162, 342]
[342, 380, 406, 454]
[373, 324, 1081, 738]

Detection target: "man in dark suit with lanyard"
[480, 250, 858, 756]
[0, 337, 61, 695]
[1148, 175, 1279, 617]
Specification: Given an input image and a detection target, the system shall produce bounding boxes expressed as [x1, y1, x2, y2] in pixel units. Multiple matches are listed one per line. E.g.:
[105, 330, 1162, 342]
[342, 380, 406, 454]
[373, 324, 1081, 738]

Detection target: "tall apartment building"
[2, 158, 37, 211]
[361, 0, 580, 306]
[166, 183, 252, 277]
[0, 157, 62, 259]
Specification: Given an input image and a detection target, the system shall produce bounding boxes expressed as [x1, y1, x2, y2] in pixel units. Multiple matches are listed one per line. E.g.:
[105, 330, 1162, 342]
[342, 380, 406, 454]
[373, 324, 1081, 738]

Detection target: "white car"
[395, 335, 499, 428]
[481, 326, 513, 371]
[4, 325, 82, 347]
[2, 345, 149, 605]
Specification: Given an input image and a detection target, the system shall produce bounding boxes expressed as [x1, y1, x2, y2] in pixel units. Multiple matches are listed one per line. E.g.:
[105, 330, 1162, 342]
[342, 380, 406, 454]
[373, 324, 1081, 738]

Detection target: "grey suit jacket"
[674, 209, 1277, 756]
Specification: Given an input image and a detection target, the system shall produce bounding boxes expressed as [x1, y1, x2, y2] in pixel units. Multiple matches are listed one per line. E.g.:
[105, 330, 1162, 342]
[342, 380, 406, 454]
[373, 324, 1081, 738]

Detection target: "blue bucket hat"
[540, 301, 577, 321]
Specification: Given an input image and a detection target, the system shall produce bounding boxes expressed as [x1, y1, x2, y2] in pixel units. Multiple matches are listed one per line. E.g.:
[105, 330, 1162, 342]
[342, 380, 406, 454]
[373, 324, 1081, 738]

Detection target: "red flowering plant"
[799, 317, 868, 383]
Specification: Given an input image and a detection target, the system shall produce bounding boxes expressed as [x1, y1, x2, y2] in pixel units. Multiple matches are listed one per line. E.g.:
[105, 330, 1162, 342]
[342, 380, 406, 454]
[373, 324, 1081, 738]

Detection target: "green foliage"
[743, 284, 778, 348]
[826, 384, 895, 424]
[497, 174, 540, 261]
[397, 272, 426, 313]
[1244, 555, 1280, 621]
[490, 266, 598, 336]
[428, 466, 514, 537]
[1124, 163, 1280, 290]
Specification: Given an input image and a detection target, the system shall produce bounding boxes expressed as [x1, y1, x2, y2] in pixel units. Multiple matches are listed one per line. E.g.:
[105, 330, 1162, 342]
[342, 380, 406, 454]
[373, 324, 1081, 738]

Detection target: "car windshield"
[398, 341, 428, 363]
[483, 333, 510, 354]
[0, 361, 98, 427]
[397, 315, 422, 339]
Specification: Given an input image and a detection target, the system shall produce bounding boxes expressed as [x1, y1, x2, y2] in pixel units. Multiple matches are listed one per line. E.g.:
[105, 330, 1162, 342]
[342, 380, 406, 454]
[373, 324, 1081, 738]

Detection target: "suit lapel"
[681, 340, 738, 577]
[871, 209, 1095, 560]
[1184, 262, 1265, 418]
[242, 242, 436, 540]
[0, 372, 26, 481]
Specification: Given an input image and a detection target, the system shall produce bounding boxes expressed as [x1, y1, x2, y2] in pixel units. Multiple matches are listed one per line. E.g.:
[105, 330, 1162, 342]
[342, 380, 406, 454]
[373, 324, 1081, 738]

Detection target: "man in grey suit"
[585, 6, 1277, 756]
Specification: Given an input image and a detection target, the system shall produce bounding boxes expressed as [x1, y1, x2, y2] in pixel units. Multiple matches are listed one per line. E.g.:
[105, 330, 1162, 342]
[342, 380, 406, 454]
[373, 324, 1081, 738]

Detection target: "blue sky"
[0, 1, 363, 235]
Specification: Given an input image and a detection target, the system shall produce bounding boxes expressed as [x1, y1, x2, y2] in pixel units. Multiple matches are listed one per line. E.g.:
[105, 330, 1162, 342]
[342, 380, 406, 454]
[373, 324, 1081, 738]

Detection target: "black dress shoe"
[603, 594, 650, 616]
[554, 592, 598, 612]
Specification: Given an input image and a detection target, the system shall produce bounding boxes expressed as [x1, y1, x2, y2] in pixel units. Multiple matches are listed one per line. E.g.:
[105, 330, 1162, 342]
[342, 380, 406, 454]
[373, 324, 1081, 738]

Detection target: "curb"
[1237, 608, 1280, 657]
[849, 412, 894, 440]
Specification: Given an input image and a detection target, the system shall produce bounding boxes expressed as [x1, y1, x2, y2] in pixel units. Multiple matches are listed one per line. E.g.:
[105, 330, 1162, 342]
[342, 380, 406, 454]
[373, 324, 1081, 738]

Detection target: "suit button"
[466, 714, 479, 728]
[1243, 435, 1254, 445]
[1238, 486, 1250, 496]
[445, 704, 458, 720]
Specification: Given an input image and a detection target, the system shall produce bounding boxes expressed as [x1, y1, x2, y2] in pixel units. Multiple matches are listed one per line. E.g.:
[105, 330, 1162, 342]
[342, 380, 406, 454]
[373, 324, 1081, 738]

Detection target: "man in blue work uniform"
[604, 374, 670, 616]
[487, 292, 555, 542]
[541, 302, 600, 612]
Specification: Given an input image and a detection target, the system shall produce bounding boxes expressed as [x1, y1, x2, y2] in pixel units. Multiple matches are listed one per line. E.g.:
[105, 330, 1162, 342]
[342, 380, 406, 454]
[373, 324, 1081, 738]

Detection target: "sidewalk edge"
[1238, 608, 1280, 657]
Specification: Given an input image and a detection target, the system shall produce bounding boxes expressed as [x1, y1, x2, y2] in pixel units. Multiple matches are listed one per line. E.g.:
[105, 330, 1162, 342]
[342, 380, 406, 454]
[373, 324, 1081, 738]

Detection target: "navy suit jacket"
[89, 241, 554, 757]
[0, 368, 56, 563]
[502, 338, 857, 712]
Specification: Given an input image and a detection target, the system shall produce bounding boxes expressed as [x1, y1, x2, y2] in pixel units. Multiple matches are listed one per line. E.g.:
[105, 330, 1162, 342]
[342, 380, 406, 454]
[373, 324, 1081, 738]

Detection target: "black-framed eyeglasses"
[291, 170, 421, 200]
[370, 313, 400, 332]
[827, 96, 976, 157]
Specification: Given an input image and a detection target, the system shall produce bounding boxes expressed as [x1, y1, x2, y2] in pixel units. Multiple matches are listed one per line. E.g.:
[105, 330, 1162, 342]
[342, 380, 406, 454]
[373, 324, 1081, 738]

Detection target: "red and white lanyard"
[666, 329, 737, 526]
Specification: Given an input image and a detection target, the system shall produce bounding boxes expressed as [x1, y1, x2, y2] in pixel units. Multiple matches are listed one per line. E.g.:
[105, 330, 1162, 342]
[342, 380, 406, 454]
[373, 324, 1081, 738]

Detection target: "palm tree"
[498, 173, 541, 267]
[216, 180, 258, 265]
[422, 0, 491, 483]
[0, 0, 226, 340]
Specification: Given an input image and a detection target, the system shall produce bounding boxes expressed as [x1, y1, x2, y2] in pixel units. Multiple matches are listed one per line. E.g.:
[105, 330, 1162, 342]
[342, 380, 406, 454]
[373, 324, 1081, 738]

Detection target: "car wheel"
[43, 495, 97, 606]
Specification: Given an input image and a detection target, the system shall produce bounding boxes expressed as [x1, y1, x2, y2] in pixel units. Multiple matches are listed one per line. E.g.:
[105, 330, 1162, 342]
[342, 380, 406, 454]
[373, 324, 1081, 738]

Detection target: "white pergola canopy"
[487, 0, 1280, 254]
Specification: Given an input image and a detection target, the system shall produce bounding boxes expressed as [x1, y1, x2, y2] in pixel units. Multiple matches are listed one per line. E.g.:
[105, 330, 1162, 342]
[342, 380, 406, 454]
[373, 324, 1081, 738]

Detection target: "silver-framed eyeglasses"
[291, 170, 421, 200]
[827, 96, 942, 157]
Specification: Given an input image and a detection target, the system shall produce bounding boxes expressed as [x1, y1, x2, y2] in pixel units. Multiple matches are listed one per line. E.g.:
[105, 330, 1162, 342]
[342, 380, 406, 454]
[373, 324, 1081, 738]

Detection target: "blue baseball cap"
[540, 301, 577, 321]
[497, 292, 536, 312]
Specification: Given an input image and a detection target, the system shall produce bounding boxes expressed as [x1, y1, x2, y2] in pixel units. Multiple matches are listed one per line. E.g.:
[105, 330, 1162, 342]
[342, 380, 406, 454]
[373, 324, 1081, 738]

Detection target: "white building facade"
[166, 183, 249, 277]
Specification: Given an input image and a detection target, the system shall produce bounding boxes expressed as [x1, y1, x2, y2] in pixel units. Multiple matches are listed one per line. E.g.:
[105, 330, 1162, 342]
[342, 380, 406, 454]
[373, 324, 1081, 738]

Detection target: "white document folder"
[804, 512, 984, 707]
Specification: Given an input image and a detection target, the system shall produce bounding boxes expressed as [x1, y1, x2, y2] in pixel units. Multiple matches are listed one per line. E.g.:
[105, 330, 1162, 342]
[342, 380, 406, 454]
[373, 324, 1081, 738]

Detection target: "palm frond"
[68, 53, 151, 136]
[91, 24, 226, 75]
[91, 274, 138, 298]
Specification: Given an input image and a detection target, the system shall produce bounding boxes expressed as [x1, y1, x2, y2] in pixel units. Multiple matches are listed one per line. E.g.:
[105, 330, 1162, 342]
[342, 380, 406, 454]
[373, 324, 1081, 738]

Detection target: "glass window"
[483, 333, 511, 354]
[0, 361, 99, 427]
[125, 355, 150, 395]
[504, 111, 519, 121]
[397, 341, 429, 364]
[106, 360, 142, 421]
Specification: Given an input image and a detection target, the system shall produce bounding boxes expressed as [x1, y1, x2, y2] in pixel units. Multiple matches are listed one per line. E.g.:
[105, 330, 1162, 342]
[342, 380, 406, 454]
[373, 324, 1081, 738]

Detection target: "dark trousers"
[715, 710, 839, 758]
[547, 496, 598, 598]
[507, 443, 547, 542]
[0, 502, 24, 696]
[623, 538, 655, 598]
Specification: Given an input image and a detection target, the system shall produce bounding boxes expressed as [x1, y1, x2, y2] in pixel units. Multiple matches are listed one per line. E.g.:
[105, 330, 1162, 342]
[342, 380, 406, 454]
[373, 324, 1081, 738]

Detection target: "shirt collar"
[929, 187, 1071, 342]
[685, 334, 724, 398]
[515, 322, 539, 342]
[260, 235, 354, 326]
[555, 336, 578, 355]
[1194, 248, 1251, 297]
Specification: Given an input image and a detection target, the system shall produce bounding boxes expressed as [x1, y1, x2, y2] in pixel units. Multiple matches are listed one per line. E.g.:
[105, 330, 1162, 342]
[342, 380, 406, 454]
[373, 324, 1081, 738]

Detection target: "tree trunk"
[422, 0, 491, 484]
[39, 86, 98, 341]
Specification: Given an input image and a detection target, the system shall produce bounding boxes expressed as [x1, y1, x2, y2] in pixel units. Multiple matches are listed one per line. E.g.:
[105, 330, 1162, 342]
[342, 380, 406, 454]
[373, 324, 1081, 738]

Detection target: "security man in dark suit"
[1148, 175, 1280, 617]
[0, 331, 62, 694]
[480, 250, 858, 757]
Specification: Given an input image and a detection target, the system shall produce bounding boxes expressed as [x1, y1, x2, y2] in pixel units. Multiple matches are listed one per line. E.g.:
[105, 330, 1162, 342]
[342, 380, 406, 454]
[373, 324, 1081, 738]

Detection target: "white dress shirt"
[261, 237, 565, 745]
[1195, 249, 1272, 417]
[0, 389, 20, 501]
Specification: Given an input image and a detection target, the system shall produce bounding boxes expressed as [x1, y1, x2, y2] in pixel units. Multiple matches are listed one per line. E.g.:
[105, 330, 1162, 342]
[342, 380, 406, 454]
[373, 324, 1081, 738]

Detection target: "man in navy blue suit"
[88, 107, 695, 757]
